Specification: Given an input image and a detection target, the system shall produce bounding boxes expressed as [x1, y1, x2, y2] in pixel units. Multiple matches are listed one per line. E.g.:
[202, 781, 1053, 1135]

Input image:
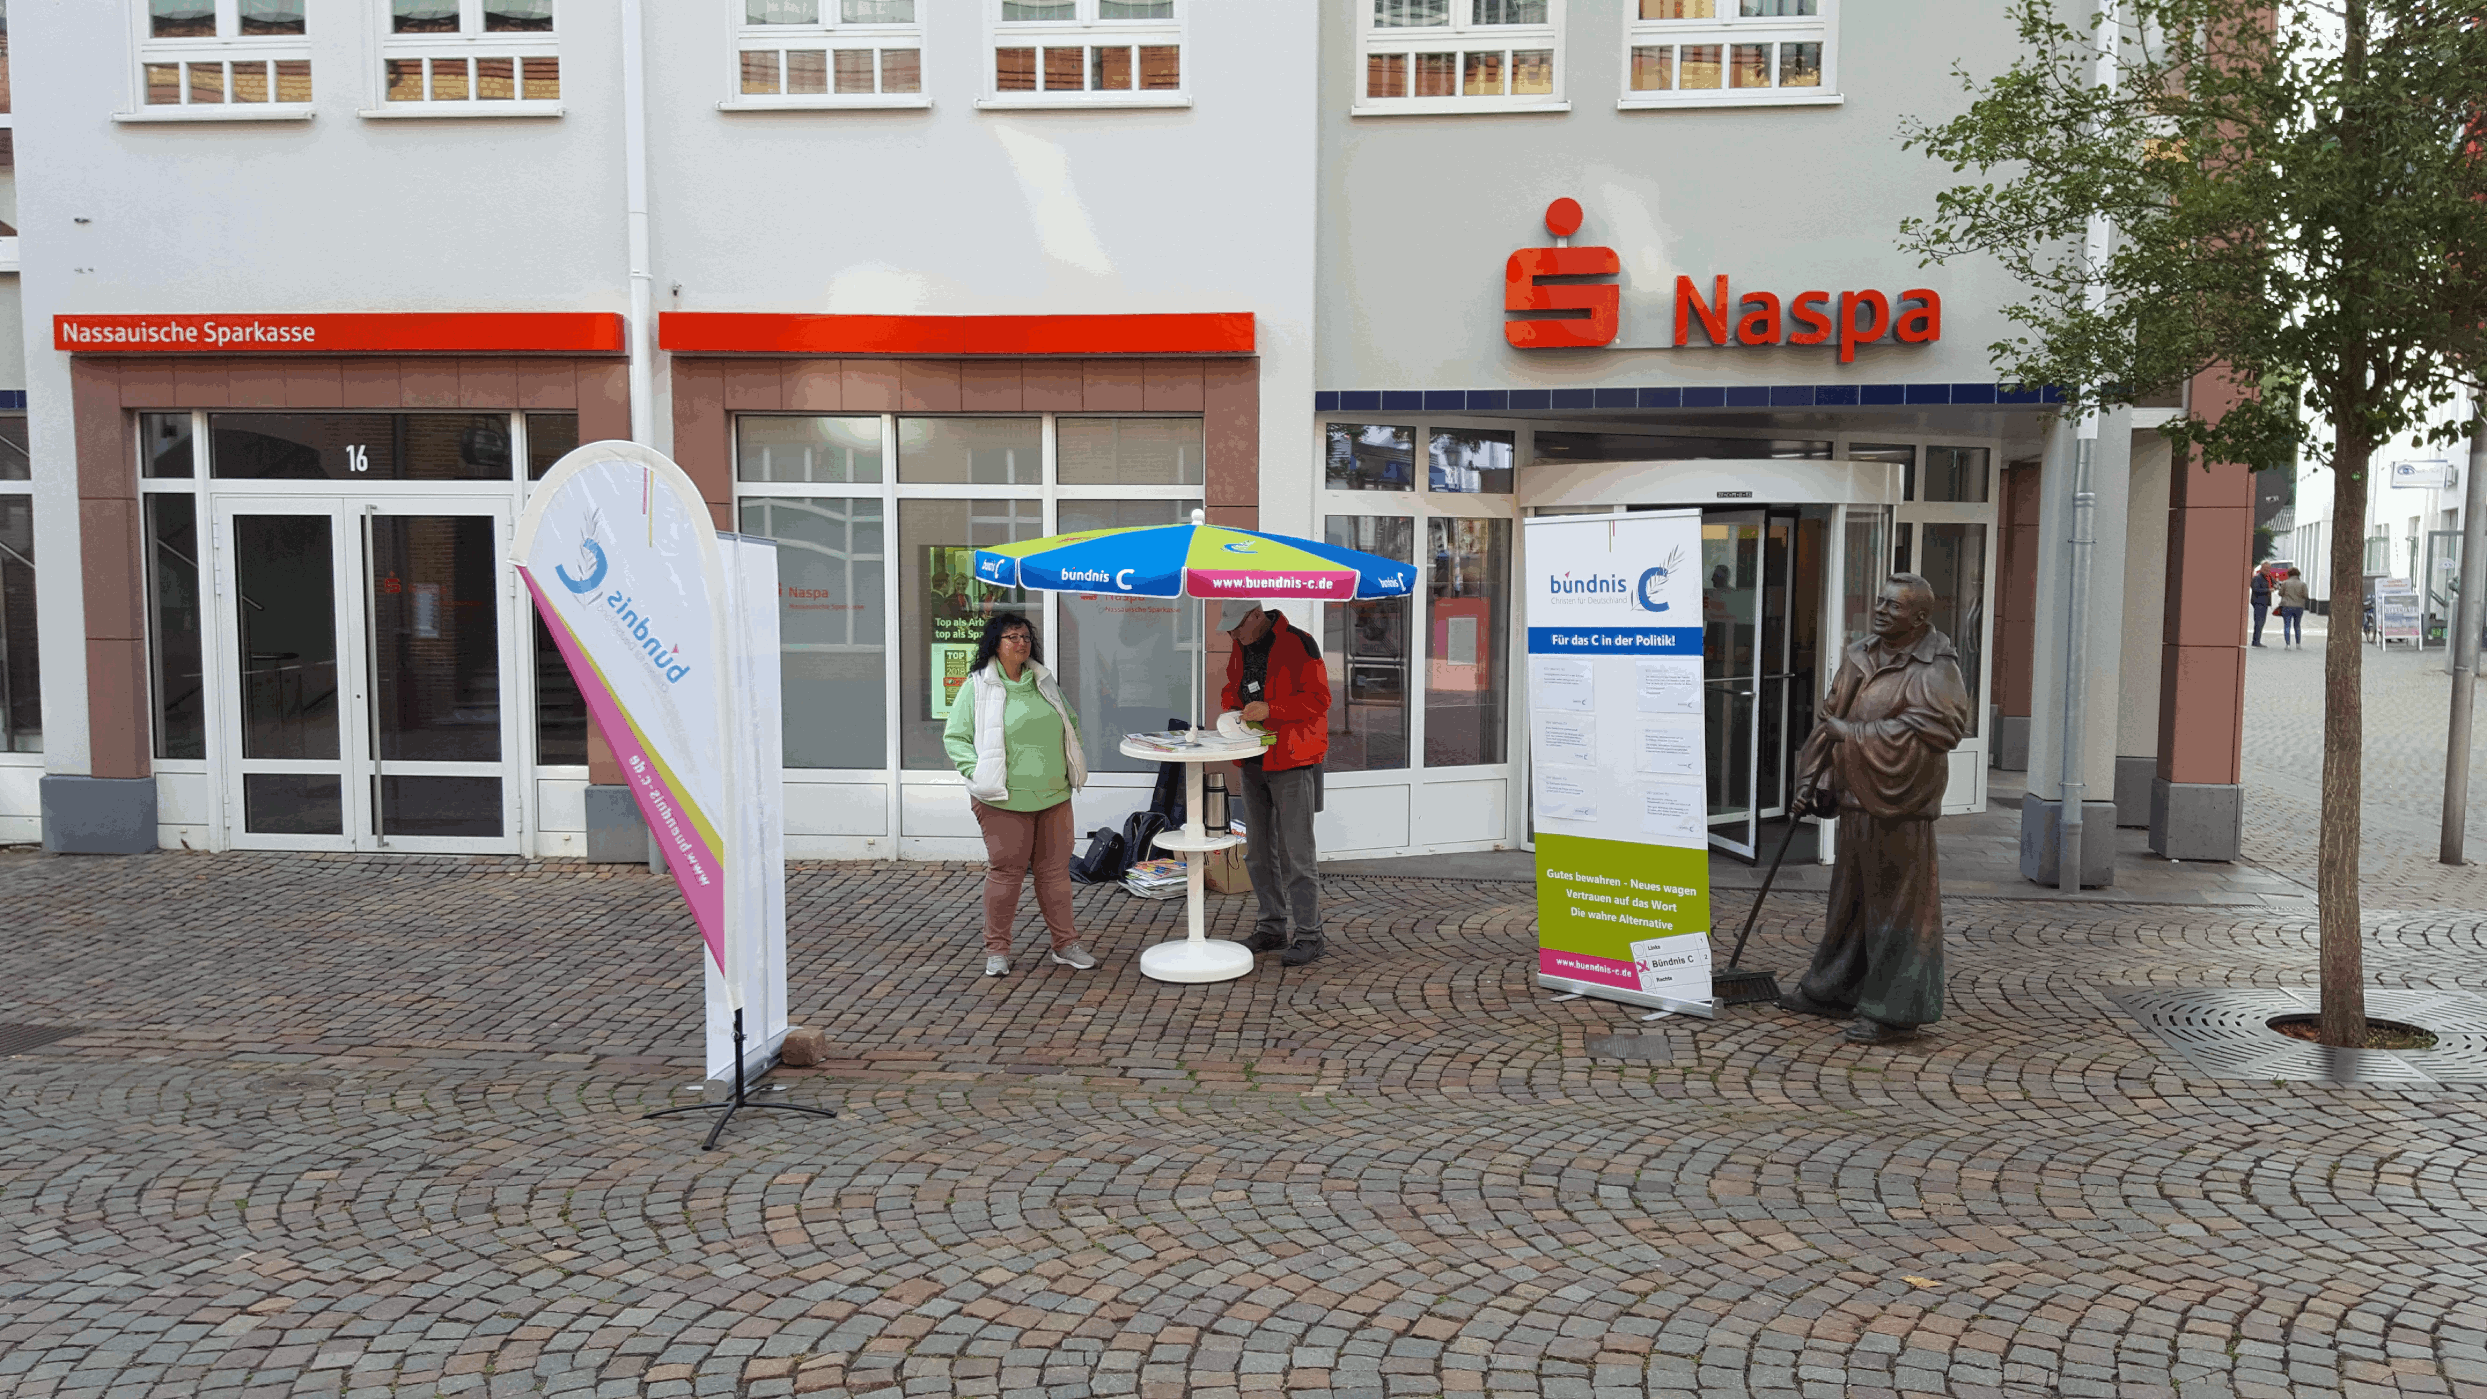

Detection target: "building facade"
[8, 0, 2256, 881]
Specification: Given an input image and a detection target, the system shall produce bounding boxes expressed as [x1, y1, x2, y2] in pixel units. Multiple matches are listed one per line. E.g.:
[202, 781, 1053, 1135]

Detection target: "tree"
[1900, 0, 2487, 1046]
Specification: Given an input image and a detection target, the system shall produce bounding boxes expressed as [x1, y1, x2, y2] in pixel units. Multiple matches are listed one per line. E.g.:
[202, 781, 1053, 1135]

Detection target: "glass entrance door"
[213, 495, 519, 853]
[1702, 508, 1804, 860]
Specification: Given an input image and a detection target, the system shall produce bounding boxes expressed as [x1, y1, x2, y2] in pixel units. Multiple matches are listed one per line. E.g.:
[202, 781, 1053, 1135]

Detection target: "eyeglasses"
[999, 631, 1033, 645]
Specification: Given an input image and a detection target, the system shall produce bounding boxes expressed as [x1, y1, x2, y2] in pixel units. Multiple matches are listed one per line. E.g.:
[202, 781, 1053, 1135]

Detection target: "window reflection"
[1425, 517, 1508, 767]
[899, 499, 1040, 768]
[1325, 516, 1412, 772]
[1426, 429, 1514, 494]
[897, 417, 1040, 485]
[1917, 523, 1986, 735]
[1057, 500, 1200, 773]
[1325, 423, 1414, 491]
[741, 497, 888, 768]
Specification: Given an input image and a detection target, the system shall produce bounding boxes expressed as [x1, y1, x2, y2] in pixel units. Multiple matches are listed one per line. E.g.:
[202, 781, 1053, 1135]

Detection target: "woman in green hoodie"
[943, 612, 1095, 976]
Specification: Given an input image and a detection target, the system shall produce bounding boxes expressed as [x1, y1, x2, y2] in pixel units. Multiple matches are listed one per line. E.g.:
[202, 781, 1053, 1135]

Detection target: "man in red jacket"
[1221, 600, 1330, 965]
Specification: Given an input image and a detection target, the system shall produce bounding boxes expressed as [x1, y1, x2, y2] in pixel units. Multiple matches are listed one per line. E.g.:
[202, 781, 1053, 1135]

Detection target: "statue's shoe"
[1843, 1018, 1917, 1045]
[1776, 989, 1851, 1019]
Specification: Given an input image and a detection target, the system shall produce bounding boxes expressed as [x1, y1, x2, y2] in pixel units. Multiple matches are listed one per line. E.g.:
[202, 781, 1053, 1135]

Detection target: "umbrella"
[973, 508, 1416, 727]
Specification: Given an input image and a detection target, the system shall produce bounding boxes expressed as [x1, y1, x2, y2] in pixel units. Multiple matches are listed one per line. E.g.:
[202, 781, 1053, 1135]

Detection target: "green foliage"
[1899, 0, 2487, 472]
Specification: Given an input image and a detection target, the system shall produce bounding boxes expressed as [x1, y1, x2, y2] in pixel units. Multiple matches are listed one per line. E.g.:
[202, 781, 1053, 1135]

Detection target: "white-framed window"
[1619, 0, 1838, 109]
[367, 0, 559, 118]
[1355, 0, 1566, 117]
[729, 0, 925, 110]
[982, 0, 1187, 110]
[730, 411, 1205, 780]
[129, 0, 315, 118]
[0, 413, 33, 756]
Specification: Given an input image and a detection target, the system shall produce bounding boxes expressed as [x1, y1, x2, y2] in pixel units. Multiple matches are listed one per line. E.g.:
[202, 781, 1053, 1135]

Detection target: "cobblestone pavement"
[2234, 618, 2487, 908]
[6, 844, 2487, 1399]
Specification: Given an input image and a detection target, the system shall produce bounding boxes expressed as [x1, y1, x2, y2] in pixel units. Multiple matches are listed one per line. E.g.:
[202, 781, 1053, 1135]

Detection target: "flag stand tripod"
[642, 1007, 838, 1151]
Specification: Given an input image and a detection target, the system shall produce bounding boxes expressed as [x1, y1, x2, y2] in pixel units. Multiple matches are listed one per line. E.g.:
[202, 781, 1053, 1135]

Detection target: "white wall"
[1314, 0, 2038, 395]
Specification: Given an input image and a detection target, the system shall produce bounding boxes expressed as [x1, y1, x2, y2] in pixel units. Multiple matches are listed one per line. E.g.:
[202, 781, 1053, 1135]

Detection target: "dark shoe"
[1777, 989, 1850, 1019]
[1246, 930, 1287, 953]
[1844, 1017, 1916, 1045]
[1280, 933, 1326, 966]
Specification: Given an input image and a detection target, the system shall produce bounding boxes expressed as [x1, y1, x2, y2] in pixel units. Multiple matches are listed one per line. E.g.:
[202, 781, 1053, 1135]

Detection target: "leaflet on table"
[1530, 656, 1596, 712]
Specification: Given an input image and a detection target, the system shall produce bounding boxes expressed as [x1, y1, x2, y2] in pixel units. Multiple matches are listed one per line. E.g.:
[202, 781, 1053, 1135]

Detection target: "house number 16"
[344, 445, 370, 473]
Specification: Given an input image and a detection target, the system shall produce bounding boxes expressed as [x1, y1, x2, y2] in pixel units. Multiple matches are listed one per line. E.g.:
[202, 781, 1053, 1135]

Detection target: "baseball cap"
[1222, 599, 1279, 630]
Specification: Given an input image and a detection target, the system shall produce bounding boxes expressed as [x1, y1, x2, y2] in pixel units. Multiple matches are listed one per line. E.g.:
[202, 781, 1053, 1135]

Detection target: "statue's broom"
[1713, 814, 1802, 1006]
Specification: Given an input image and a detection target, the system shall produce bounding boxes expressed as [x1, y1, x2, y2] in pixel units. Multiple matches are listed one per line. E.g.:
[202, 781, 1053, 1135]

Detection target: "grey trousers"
[1239, 762, 1322, 939]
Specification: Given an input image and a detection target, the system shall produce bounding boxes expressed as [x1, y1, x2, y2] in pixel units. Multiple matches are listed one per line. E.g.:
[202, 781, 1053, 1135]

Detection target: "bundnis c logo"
[1636, 547, 1688, 612]
[557, 534, 609, 594]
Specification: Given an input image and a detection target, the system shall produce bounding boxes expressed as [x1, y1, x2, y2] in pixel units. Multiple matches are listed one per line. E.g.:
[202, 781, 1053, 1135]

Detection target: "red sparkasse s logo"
[1502, 198, 1944, 362]
[1504, 198, 1620, 349]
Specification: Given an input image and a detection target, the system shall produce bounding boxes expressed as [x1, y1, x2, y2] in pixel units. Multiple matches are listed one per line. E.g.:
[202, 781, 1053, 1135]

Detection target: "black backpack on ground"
[1067, 826, 1127, 885]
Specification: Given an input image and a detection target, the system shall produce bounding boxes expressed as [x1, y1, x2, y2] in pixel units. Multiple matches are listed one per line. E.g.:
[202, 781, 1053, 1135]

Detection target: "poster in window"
[926, 544, 1017, 719]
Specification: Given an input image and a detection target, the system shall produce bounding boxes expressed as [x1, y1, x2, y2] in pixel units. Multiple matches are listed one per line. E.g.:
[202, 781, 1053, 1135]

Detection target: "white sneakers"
[985, 945, 1100, 974]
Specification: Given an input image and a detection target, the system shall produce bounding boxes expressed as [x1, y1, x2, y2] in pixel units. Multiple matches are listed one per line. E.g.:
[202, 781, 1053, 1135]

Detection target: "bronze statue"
[1777, 573, 1972, 1045]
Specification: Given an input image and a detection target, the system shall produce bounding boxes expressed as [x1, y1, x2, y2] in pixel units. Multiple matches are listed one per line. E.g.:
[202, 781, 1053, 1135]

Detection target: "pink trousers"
[970, 799, 1079, 954]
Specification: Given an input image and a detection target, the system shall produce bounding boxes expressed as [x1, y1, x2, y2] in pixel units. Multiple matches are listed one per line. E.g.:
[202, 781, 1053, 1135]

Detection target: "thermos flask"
[1204, 773, 1230, 833]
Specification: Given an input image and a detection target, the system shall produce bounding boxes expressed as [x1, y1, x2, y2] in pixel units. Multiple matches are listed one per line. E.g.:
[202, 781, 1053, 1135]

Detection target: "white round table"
[1119, 733, 1265, 983]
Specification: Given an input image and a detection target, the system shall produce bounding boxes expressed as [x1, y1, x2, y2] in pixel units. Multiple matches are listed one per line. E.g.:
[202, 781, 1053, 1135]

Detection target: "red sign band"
[54, 312, 627, 354]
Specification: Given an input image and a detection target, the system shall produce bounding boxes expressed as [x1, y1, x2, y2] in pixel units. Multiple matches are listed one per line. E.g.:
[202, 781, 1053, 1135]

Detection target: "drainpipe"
[2058, 412, 2099, 892]
[2059, 2, 2117, 894]
[2443, 416, 2487, 863]
[621, 0, 655, 445]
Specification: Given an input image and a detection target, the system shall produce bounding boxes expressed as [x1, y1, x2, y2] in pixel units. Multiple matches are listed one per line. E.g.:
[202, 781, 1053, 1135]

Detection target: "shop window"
[1325, 423, 1415, 492]
[900, 499, 1043, 769]
[523, 412, 578, 480]
[532, 613, 586, 767]
[1056, 417, 1203, 486]
[1055, 499, 1200, 773]
[136, 0, 314, 111]
[1916, 523, 1985, 736]
[989, 0, 1183, 107]
[1533, 430, 1831, 463]
[1622, 0, 1836, 109]
[207, 412, 517, 481]
[1848, 441, 1915, 500]
[1921, 445, 1990, 503]
[1324, 515, 1413, 772]
[1425, 517, 1509, 767]
[738, 415, 883, 484]
[897, 417, 1041, 485]
[1359, 0, 1562, 114]
[1425, 428, 1514, 494]
[732, 0, 922, 108]
[0, 415, 32, 753]
[740, 496, 888, 769]
[375, 0, 558, 113]
[144, 494, 205, 761]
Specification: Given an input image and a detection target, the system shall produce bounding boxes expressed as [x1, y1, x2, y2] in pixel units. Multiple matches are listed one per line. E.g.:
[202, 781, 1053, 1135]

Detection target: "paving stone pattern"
[6, 840, 2487, 1399]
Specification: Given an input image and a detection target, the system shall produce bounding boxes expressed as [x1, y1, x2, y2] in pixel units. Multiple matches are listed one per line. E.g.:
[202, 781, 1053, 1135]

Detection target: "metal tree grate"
[0, 1024, 84, 1056]
[2107, 987, 2487, 1084]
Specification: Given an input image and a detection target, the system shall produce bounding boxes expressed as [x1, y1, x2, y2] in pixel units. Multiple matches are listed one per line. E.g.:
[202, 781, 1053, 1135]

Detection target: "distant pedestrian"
[2276, 568, 2310, 647]
[943, 612, 1097, 977]
[2249, 566, 2272, 647]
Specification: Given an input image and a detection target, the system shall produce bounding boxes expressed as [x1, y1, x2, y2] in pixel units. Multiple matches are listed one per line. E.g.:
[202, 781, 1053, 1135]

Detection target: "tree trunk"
[2320, 417, 2369, 1048]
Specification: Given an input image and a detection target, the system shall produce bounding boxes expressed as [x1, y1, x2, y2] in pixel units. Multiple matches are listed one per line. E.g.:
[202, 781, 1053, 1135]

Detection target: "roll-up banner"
[514, 441, 789, 1081]
[1523, 510, 1715, 1018]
